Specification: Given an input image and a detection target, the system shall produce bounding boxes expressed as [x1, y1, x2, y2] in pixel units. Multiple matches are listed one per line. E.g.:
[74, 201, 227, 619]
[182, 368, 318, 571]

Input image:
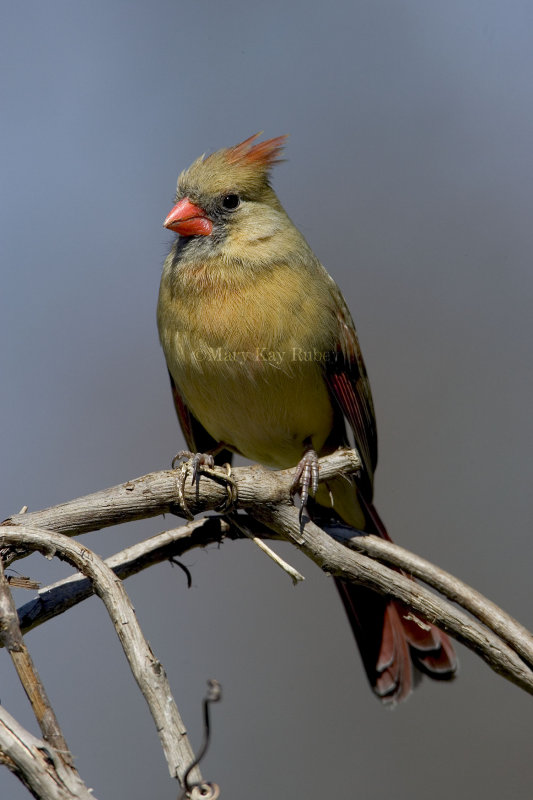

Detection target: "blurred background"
[1, 1, 532, 798]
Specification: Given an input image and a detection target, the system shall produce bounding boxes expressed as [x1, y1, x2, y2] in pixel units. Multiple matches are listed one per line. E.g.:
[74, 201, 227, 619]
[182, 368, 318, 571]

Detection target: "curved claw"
[291, 448, 320, 521]
[189, 452, 215, 485]
[172, 450, 216, 519]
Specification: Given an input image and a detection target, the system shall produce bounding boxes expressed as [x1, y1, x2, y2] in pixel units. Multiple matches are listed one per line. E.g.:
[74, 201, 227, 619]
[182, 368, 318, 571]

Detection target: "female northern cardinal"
[157, 134, 457, 704]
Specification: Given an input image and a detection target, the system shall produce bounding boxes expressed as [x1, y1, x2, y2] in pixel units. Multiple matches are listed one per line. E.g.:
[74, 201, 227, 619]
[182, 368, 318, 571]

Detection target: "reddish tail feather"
[333, 497, 457, 705]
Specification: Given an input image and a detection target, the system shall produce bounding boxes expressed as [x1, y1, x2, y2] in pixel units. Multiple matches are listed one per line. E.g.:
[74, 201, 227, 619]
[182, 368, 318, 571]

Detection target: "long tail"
[332, 497, 457, 705]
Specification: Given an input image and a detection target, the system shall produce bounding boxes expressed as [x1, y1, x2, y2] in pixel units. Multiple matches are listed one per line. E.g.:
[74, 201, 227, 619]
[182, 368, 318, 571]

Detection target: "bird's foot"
[290, 448, 319, 522]
[172, 450, 237, 519]
[172, 450, 215, 520]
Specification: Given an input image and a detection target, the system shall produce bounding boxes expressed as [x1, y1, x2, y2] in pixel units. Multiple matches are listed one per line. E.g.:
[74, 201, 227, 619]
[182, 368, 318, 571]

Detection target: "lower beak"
[163, 197, 213, 236]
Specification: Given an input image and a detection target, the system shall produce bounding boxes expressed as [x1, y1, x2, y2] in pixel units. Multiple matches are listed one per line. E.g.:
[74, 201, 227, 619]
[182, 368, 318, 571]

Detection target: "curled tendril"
[178, 679, 222, 800]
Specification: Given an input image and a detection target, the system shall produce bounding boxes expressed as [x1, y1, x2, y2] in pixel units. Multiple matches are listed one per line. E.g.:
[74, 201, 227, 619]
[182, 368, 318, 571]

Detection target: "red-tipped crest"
[225, 133, 288, 168]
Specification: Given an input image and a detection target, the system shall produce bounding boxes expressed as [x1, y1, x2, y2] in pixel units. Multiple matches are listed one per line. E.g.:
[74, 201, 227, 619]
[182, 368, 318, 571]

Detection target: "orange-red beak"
[163, 197, 213, 236]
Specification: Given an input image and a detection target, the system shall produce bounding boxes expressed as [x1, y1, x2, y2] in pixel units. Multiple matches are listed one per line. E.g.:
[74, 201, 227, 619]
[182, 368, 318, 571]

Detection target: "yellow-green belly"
[158, 262, 336, 468]
[166, 333, 334, 467]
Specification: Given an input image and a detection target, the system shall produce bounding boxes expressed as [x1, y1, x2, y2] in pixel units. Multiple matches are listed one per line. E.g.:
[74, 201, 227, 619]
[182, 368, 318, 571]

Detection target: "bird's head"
[163, 133, 289, 248]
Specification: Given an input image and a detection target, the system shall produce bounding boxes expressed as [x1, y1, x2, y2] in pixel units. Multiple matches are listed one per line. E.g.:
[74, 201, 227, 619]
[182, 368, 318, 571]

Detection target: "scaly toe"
[291, 449, 320, 520]
[172, 450, 216, 519]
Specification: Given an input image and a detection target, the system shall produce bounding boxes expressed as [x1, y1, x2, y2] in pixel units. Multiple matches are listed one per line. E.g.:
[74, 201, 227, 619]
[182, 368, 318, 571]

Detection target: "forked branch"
[1, 448, 532, 798]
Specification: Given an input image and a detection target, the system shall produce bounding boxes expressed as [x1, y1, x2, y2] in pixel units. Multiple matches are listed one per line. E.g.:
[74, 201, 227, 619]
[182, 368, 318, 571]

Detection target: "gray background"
[1, 2, 532, 798]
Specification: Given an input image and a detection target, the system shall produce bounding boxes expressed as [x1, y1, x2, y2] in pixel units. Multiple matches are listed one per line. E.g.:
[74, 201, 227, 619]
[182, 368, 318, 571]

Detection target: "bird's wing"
[168, 371, 233, 465]
[323, 279, 378, 493]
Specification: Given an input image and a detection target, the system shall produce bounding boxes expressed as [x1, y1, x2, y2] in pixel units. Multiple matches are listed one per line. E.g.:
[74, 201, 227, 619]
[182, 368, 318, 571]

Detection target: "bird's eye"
[222, 194, 240, 210]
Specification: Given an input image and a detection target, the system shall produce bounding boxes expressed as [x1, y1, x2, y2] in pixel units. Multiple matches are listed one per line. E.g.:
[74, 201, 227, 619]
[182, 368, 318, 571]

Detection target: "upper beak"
[163, 197, 213, 236]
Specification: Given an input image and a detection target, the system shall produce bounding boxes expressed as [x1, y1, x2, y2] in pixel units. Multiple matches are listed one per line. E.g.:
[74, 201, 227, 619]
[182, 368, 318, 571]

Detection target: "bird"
[157, 133, 457, 704]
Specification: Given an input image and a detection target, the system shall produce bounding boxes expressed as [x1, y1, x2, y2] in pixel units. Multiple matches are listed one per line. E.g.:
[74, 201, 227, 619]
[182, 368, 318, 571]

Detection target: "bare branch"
[14, 517, 231, 636]
[8, 500, 533, 699]
[0, 525, 203, 789]
[2, 446, 532, 799]
[2, 450, 361, 546]
[333, 527, 533, 672]
[0, 558, 72, 760]
[0, 705, 96, 800]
